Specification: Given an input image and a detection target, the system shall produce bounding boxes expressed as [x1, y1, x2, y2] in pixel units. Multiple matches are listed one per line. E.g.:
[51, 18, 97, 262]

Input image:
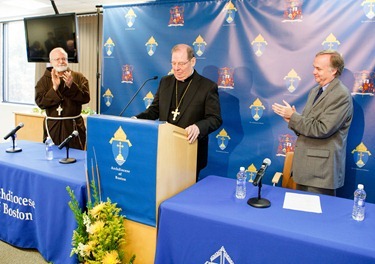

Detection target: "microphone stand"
[119, 89, 140, 117]
[247, 178, 271, 208]
[59, 145, 76, 164]
[6, 134, 22, 153]
[119, 76, 157, 116]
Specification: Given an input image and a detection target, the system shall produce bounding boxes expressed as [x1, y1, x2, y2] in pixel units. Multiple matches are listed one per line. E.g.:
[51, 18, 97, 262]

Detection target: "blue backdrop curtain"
[100, 0, 375, 202]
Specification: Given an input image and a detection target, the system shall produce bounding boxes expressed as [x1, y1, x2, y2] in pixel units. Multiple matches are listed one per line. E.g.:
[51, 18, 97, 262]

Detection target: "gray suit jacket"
[288, 78, 353, 189]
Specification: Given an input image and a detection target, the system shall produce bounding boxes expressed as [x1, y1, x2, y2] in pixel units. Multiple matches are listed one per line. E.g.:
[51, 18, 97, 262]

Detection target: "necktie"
[313, 87, 323, 104]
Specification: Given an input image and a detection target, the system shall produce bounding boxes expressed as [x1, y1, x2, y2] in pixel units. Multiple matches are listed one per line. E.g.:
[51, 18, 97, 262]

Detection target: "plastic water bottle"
[235, 167, 247, 199]
[352, 184, 366, 221]
[45, 137, 54, 160]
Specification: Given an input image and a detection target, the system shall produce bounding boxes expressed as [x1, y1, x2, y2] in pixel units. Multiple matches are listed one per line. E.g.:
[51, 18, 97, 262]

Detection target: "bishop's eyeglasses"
[171, 59, 191, 67]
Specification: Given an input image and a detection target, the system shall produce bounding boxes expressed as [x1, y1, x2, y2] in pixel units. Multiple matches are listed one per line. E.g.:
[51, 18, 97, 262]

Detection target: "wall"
[99, 0, 375, 202]
[0, 103, 35, 144]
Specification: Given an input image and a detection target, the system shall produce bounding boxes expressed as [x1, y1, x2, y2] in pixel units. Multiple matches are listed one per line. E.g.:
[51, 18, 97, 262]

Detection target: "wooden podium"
[86, 114, 197, 263]
[14, 111, 45, 142]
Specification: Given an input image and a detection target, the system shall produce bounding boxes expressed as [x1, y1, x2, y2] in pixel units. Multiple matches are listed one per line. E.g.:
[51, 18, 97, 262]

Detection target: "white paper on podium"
[283, 192, 322, 213]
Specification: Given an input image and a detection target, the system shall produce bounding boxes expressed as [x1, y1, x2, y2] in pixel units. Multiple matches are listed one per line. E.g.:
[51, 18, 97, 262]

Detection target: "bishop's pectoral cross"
[56, 104, 63, 116]
[171, 108, 180, 121]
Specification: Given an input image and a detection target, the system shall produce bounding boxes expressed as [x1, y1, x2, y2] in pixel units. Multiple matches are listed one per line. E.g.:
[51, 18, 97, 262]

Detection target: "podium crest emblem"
[143, 91, 154, 109]
[193, 35, 207, 57]
[224, 1, 237, 24]
[250, 98, 265, 121]
[145, 36, 158, 56]
[216, 128, 231, 150]
[125, 8, 137, 28]
[103, 37, 115, 57]
[361, 0, 375, 19]
[246, 164, 257, 183]
[204, 246, 234, 264]
[251, 34, 268, 57]
[121, 65, 134, 84]
[322, 33, 340, 51]
[284, 69, 301, 93]
[109, 126, 132, 166]
[352, 142, 372, 168]
[102, 88, 114, 107]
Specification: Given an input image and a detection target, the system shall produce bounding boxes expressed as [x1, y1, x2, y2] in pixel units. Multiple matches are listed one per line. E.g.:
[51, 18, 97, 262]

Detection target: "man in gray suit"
[272, 50, 353, 196]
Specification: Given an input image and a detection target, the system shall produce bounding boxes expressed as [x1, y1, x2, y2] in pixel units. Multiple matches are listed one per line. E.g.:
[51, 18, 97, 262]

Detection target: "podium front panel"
[87, 115, 159, 226]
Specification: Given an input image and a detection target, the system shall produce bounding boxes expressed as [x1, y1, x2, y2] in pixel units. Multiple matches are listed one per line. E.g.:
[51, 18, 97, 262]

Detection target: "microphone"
[4, 123, 24, 140]
[253, 158, 271, 186]
[119, 76, 158, 116]
[58, 130, 79, 149]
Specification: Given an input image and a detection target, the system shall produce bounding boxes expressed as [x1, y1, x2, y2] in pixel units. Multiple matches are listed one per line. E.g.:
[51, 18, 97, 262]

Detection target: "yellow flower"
[83, 240, 97, 256]
[102, 250, 121, 264]
[67, 186, 133, 263]
[90, 202, 106, 218]
[87, 220, 105, 234]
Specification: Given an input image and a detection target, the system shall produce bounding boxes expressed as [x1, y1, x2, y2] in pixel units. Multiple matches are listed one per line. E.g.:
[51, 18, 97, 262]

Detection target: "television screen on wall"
[24, 13, 79, 63]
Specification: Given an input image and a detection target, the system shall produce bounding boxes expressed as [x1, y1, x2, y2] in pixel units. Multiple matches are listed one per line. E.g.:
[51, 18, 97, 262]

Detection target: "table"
[0, 140, 87, 264]
[155, 176, 375, 264]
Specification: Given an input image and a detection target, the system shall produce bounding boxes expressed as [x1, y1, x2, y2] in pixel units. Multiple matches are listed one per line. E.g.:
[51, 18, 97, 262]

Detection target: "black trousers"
[296, 184, 336, 196]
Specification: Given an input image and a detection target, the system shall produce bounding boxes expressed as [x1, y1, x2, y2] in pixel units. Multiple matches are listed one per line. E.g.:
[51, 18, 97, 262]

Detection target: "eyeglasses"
[52, 58, 67, 62]
[171, 59, 191, 67]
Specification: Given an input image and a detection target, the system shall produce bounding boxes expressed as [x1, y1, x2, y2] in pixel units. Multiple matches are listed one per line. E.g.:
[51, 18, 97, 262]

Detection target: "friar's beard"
[54, 65, 68, 72]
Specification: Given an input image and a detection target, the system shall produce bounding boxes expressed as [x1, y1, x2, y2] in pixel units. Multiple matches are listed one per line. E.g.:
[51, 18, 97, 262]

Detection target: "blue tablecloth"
[155, 176, 375, 264]
[0, 140, 87, 264]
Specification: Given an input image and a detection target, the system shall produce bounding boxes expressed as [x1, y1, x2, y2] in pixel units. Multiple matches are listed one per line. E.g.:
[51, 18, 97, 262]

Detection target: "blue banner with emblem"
[100, 0, 375, 203]
[86, 115, 158, 226]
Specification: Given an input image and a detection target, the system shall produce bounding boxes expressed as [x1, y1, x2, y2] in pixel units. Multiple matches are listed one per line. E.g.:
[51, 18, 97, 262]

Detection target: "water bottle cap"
[45, 137, 54, 146]
[240, 167, 245, 171]
[358, 184, 364, 190]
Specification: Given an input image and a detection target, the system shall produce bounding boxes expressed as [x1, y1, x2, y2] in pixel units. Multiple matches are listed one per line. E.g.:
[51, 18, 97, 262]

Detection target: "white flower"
[77, 242, 88, 257]
[83, 213, 91, 226]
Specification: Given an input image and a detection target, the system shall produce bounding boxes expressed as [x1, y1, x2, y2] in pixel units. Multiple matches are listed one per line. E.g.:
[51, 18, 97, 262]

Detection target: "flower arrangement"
[81, 106, 96, 115]
[66, 181, 135, 264]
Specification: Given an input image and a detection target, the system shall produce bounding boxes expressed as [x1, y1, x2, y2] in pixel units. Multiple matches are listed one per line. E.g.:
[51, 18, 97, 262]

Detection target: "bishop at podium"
[135, 43, 222, 181]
